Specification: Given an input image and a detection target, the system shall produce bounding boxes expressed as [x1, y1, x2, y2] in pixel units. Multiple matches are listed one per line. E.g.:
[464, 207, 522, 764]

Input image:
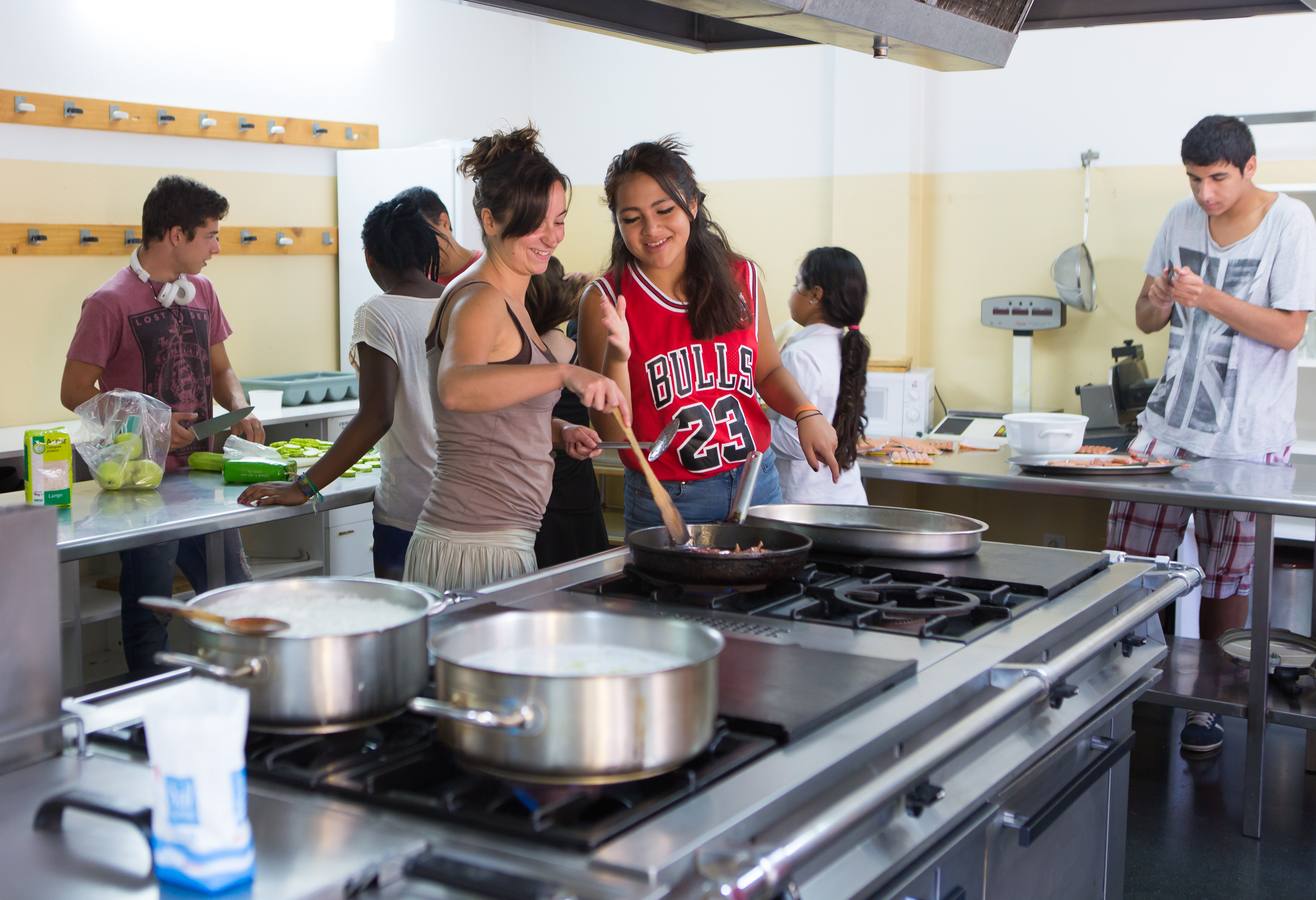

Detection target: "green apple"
[96, 459, 125, 490]
[113, 432, 144, 460]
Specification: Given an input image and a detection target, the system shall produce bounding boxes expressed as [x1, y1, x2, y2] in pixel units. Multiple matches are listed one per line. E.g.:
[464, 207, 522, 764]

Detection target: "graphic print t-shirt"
[1139, 194, 1316, 458]
[67, 267, 232, 470]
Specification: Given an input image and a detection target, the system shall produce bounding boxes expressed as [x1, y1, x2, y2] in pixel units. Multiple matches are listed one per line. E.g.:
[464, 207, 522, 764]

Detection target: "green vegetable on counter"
[222, 458, 297, 485]
[187, 451, 226, 472]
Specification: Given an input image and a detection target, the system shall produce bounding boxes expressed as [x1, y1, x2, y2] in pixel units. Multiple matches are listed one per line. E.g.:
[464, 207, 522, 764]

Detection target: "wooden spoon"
[140, 596, 289, 636]
[612, 408, 688, 544]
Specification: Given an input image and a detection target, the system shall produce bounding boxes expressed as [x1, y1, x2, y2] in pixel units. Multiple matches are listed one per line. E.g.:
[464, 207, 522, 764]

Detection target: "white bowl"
[1003, 413, 1088, 455]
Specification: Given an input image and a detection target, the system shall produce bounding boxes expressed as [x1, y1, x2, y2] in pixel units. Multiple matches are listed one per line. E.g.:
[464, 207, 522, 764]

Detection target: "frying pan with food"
[626, 451, 812, 585]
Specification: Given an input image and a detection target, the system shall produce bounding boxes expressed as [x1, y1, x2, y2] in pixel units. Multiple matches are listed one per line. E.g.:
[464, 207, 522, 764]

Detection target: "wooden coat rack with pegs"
[2, 88, 378, 149]
[3, 224, 339, 256]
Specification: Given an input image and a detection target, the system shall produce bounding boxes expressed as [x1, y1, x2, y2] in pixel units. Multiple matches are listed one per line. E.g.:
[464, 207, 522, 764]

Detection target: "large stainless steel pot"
[153, 577, 464, 733]
[409, 610, 723, 784]
[745, 504, 987, 558]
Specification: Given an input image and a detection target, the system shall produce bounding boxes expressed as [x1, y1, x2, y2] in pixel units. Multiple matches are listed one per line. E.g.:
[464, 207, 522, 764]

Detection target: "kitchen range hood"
[468, 0, 1314, 70]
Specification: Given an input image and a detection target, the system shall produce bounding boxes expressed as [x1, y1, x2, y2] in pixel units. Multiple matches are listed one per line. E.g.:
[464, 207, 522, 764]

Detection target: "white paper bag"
[143, 678, 254, 892]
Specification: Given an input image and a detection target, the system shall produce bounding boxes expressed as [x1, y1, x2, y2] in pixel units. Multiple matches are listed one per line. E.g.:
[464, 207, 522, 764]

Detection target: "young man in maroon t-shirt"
[61, 176, 264, 674]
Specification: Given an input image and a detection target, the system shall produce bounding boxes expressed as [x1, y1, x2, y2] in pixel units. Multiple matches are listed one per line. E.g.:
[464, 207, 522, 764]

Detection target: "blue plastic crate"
[241, 372, 359, 406]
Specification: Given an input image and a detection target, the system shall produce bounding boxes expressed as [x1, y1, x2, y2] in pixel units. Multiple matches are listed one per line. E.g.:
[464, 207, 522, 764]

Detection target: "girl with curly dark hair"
[771, 247, 870, 504]
[577, 138, 840, 533]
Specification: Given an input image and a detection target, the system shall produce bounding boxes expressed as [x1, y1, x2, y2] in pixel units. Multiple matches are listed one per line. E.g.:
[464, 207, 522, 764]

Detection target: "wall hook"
[124, 229, 142, 246]
[311, 123, 328, 136]
[108, 105, 129, 122]
[14, 96, 35, 114]
[157, 109, 176, 126]
[321, 231, 334, 246]
[63, 101, 84, 118]
[79, 229, 99, 245]
[345, 126, 359, 142]
[199, 114, 217, 129]
[267, 120, 285, 136]
[240, 230, 257, 244]
[275, 232, 294, 247]
[237, 116, 255, 131]
[27, 229, 48, 244]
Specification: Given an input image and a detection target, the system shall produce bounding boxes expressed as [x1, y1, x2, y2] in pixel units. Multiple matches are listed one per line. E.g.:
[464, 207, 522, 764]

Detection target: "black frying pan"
[625, 450, 813, 585]
[627, 523, 812, 585]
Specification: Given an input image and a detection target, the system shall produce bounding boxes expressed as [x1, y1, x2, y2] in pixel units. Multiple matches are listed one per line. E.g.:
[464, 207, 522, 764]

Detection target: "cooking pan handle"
[408, 696, 540, 733]
[419, 588, 477, 618]
[154, 651, 263, 681]
[727, 450, 764, 524]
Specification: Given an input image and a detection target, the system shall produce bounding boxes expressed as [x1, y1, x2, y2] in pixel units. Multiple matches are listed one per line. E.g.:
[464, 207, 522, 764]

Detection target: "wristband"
[294, 473, 323, 503]
[792, 404, 820, 421]
[796, 411, 825, 424]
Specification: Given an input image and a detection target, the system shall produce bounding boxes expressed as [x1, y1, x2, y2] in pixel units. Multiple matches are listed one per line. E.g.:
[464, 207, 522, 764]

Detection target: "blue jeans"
[373, 522, 413, 581]
[118, 530, 251, 674]
[623, 449, 784, 534]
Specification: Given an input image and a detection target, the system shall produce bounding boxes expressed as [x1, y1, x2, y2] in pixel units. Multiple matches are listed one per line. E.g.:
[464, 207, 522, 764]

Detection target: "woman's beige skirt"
[403, 521, 537, 592]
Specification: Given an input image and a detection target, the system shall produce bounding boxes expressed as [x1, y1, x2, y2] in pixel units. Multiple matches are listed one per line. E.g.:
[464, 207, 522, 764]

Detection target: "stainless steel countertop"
[0, 751, 424, 900]
[857, 450, 1316, 517]
[0, 471, 377, 561]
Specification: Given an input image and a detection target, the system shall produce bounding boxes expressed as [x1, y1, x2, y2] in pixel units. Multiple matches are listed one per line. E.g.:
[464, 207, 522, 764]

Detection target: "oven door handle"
[1001, 732, 1135, 847]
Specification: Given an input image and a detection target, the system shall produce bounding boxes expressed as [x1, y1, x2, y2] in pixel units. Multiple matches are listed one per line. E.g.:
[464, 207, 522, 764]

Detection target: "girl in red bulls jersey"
[579, 138, 840, 533]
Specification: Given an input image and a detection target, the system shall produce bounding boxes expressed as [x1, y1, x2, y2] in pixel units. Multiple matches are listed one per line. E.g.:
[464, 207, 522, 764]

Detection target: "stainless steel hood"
[468, 0, 1314, 70]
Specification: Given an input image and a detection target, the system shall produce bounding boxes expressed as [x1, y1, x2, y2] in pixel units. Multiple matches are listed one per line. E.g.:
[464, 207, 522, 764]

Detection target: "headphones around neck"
[129, 247, 196, 309]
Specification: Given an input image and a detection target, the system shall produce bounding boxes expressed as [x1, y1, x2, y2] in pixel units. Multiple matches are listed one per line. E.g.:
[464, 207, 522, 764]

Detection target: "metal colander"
[1052, 150, 1099, 312]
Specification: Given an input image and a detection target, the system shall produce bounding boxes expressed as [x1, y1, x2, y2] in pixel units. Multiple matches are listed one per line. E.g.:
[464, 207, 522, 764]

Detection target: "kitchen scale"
[980, 295, 1067, 414]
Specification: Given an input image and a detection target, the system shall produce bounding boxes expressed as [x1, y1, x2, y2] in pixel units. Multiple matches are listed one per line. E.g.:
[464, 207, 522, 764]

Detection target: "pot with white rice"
[154, 577, 461, 733]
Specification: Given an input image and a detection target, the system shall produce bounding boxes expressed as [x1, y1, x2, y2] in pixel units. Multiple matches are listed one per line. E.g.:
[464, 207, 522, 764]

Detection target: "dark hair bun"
[459, 125, 543, 180]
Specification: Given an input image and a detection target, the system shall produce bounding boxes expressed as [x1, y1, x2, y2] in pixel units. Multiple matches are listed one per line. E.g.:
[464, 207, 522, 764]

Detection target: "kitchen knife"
[191, 406, 255, 441]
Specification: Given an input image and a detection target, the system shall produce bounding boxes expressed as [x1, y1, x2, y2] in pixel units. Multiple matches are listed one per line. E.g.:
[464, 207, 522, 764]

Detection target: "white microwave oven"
[864, 368, 934, 437]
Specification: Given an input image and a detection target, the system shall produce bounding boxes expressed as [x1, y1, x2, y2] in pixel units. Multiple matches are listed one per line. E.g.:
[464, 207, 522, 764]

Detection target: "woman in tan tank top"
[404, 125, 627, 592]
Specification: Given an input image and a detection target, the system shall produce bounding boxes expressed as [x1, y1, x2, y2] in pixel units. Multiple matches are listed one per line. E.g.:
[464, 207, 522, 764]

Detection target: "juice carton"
[23, 428, 73, 508]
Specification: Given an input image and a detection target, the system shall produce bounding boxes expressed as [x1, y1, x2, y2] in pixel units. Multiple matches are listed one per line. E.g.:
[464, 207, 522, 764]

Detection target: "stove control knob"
[1048, 682, 1080, 709]
[1120, 633, 1148, 658]
[904, 780, 946, 817]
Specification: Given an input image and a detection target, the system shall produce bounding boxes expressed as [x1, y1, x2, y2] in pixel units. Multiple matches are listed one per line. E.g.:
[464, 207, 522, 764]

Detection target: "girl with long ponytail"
[771, 247, 871, 504]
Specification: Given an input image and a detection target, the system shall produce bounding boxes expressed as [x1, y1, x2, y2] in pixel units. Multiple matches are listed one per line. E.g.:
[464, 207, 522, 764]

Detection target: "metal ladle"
[141, 596, 290, 636]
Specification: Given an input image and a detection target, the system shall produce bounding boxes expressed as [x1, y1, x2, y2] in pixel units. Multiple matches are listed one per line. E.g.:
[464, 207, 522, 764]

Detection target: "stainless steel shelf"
[1142, 637, 1316, 729]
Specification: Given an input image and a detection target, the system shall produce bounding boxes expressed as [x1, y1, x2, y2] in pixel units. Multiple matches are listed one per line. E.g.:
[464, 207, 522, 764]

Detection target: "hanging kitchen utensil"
[627, 451, 813, 585]
[1051, 149, 1099, 312]
[140, 595, 289, 636]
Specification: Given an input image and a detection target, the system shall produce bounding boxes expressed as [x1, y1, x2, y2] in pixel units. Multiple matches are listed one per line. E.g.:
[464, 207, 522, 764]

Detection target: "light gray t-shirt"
[349, 292, 440, 531]
[1139, 194, 1316, 458]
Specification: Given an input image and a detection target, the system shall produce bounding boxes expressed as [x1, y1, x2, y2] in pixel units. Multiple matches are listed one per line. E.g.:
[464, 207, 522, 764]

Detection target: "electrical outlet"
[1043, 532, 1066, 548]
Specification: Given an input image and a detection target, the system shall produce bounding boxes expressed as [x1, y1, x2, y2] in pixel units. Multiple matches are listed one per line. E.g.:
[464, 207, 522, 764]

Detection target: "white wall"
[0, 0, 539, 176]
[923, 14, 1316, 173]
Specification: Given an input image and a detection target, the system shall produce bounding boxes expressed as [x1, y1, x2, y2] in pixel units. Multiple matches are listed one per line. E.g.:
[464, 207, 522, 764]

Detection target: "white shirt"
[349, 292, 441, 531]
[770, 323, 867, 505]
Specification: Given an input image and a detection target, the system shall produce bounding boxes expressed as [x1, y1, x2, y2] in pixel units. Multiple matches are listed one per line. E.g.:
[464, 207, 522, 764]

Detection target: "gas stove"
[569, 541, 1109, 644]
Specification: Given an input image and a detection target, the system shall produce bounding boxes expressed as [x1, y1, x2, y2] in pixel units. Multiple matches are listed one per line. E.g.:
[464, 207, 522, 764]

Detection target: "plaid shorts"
[1105, 432, 1291, 599]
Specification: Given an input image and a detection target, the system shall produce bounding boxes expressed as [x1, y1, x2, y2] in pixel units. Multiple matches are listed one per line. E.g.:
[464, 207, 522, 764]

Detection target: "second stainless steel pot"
[154, 577, 465, 733]
[409, 610, 723, 783]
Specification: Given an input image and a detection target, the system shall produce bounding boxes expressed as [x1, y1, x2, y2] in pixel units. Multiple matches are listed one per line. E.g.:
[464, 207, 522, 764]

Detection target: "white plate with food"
[1010, 453, 1188, 475]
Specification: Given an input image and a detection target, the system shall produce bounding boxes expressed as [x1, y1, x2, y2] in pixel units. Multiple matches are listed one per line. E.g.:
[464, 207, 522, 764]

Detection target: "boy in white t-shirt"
[1106, 115, 1316, 753]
